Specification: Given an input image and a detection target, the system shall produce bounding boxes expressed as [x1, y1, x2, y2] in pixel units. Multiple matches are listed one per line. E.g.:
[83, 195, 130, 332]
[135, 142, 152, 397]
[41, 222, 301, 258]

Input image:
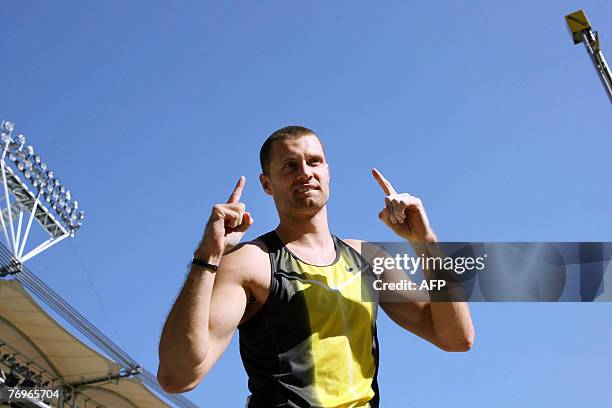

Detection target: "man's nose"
[296, 161, 313, 180]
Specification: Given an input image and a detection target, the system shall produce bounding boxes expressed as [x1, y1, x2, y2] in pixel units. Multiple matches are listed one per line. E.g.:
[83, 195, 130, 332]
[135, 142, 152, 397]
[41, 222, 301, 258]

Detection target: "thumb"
[234, 211, 254, 233]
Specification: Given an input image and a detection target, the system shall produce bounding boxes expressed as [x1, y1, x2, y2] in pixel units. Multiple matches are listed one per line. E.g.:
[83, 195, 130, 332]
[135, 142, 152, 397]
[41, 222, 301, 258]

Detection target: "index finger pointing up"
[371, 168, 397, 196]
[227, 176, 246, 203]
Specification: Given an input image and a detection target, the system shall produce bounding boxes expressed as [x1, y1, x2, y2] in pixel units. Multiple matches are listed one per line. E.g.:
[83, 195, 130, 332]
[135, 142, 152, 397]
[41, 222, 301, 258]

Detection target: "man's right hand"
[196, 176, 254, 263]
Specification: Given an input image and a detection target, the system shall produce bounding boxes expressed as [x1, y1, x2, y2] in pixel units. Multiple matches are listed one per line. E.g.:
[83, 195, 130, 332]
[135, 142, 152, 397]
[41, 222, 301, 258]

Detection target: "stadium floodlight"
[0, 120, 84, 264]
[565, 9, 612, 103]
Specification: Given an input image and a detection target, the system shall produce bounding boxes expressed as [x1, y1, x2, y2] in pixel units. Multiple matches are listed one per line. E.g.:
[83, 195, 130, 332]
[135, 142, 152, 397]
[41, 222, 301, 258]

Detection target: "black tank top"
[238, 231, 380, 407]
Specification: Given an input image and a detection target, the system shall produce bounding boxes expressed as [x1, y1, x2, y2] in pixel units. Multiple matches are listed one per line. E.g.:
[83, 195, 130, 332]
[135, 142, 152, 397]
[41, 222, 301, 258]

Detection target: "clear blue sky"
[3, 1, 611, 407]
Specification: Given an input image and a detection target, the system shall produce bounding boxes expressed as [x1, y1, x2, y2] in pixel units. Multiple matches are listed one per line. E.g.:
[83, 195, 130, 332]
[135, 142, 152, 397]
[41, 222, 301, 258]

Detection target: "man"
[157, 126, 475, 407]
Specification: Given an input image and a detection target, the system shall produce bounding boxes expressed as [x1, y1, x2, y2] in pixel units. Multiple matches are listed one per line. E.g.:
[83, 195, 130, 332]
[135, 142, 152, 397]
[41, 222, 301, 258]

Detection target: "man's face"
[259, 135, 330, 216]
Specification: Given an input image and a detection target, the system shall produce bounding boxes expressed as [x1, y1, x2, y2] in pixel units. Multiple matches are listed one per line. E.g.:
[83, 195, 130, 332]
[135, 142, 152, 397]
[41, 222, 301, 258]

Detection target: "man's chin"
[292, 197, 327, 211]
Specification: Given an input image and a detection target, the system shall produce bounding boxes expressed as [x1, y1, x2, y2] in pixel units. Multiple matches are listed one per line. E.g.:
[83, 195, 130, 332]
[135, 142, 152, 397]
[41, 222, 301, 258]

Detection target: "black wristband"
[191, 258, 219, 271]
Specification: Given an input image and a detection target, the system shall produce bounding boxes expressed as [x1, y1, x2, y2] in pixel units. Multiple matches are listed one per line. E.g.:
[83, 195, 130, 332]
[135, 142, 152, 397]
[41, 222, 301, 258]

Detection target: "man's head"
[259, 126, 330, 217]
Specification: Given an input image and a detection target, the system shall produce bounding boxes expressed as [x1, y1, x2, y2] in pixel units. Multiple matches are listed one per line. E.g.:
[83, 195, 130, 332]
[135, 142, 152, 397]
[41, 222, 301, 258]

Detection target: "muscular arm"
[157, 176, 261, 393]
[345, 239, 475, 352]
[367, 168, 475, 352]
[157, 246, 252, 393]
[406, 239, 474, 351]
[381, 296, 474, 352]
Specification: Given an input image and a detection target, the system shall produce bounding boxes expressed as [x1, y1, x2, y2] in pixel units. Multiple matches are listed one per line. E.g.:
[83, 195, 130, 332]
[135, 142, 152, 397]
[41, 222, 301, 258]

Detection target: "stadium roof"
[0, 278, 174, 408]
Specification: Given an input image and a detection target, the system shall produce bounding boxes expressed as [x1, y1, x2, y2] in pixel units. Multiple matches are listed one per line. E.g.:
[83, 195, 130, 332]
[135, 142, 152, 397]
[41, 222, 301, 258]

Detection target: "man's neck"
[275, 206, 333, 251]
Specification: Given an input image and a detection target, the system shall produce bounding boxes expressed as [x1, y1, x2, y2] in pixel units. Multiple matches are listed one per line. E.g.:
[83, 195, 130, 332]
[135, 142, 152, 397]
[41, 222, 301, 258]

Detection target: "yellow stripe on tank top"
[293, 253, 376, 407]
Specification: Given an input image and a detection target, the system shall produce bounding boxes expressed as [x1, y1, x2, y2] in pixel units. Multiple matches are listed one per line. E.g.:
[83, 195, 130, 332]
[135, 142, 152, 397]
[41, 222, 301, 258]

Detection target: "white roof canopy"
[0, 279, 173, 408]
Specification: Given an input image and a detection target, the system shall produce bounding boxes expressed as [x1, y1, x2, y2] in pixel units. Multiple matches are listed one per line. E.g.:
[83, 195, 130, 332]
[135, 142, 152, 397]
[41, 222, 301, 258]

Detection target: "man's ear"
[259, 173, 273, 195]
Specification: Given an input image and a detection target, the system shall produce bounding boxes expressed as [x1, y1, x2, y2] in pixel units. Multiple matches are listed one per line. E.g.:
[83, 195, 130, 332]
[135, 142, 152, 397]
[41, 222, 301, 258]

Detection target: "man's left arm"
[401, 238, 475, 352]
[367, 168, 475, 352]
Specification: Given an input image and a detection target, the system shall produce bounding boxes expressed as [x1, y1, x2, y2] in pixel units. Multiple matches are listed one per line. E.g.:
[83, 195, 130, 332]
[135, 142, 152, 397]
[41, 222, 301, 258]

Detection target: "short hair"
[259, 126, 320, 175]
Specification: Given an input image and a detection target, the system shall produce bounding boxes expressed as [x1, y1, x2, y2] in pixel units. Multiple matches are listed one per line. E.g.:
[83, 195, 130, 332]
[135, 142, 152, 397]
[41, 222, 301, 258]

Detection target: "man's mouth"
[295, 185, 319, 193]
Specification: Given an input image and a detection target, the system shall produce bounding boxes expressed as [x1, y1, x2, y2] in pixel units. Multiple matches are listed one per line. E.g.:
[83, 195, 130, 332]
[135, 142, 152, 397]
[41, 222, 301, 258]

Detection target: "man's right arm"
[157, 176, 255, 393]
[157, 245, 254, 393]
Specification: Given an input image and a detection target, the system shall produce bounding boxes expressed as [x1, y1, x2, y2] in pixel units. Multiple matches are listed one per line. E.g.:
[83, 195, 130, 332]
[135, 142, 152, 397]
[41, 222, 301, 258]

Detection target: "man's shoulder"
[340, 238, 365, 254]
[340, 238, 387, 258]
[222, 238, 268, 262]
[218, 238, 271, 301]
[218, 237, 270, 277]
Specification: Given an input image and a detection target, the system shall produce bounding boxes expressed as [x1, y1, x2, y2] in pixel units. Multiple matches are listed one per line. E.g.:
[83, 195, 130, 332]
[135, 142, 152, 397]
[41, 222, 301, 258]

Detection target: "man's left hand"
[372, 168, 437, 243]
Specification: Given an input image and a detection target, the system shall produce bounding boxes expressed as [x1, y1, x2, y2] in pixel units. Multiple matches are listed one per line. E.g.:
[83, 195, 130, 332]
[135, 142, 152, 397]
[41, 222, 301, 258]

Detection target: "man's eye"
[309, 158, 322, 164]
[284, 162, 296, 169]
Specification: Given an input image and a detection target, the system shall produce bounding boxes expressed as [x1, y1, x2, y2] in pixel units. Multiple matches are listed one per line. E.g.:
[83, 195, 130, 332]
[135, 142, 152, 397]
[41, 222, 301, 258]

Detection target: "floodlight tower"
[0, 120, 84, 266]
[565, 9, 612, 103]
[0, 120, 197, 408]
